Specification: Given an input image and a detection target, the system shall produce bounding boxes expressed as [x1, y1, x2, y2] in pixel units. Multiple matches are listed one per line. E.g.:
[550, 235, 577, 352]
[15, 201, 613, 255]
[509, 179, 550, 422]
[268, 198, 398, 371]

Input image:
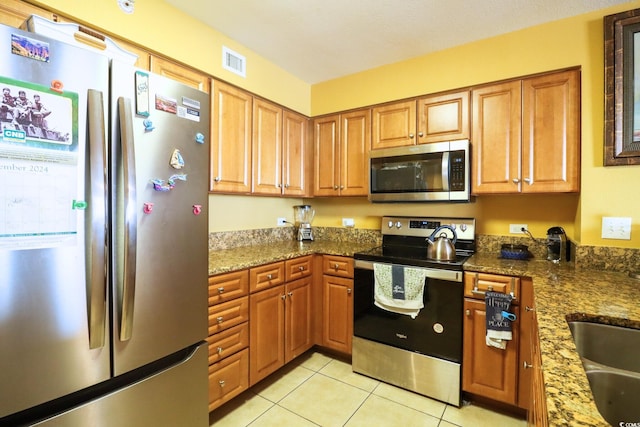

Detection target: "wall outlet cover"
[342, 218, 355, 227]
[277, 217, 287, 227]
[509, 224, 528, 234]
[602, 217, 632, 240]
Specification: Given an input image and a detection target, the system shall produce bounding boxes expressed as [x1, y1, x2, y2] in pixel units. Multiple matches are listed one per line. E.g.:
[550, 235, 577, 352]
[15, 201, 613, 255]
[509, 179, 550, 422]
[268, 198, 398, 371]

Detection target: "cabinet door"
[150, 57, 210, 93]
[322, 275, 353, 355]
[340, 109, 370, 196]
[0, 0, 58, 29]
[313, 114, 340, 196]
[417, 90, 470, 144]
[208, 348, 249, 412]
[283, 110, 311, 196]
[249, 286, 285, 386]
[252, 98, 282, 195]
[471, 81, 522, 194]
[210, 80, 252, 193]
[285, 277, 313, 363]
[372, 100, 417, 149]
[462, 298, 519, 405]
[522, 70, 580, 193]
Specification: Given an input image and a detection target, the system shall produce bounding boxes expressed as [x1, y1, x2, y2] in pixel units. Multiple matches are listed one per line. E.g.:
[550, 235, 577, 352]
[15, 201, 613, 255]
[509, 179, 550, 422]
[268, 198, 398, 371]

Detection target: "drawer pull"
[347, 288, 352, 295]
[465, 309, 471, 316]
[216, 316, 224, 323]
[217, 346, 223, 355]
[298, 266, 305, 271]
[523, 361, 533, 369]
[333, 263, 339, 270]
[267, 274, 273, 280]
[219, 380, 225, 388]
[525, 306, 535, 312]
[217, 287, 224, 294]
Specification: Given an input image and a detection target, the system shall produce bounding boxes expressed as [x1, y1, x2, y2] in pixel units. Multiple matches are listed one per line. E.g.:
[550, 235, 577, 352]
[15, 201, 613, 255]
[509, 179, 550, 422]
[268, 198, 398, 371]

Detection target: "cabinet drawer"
[322, 255, 353, 278]
[464, 272, 520, 303]
[208, 296, 249, 335]
[250, 262, 285, 293]
[208, 348, 249, 412]
[285, 255, 313, 281]
[208, 270, 249, 305]
[207, 322, 249, 365]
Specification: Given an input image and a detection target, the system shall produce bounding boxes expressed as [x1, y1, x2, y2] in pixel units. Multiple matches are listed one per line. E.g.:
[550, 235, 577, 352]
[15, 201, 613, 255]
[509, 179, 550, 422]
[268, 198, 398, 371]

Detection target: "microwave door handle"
[441, 151, 450, 191]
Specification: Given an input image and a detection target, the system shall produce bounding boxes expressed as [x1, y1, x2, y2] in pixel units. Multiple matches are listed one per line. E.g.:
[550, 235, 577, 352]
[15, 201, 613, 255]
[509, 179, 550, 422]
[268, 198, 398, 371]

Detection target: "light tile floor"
[209, 350, 527, 427]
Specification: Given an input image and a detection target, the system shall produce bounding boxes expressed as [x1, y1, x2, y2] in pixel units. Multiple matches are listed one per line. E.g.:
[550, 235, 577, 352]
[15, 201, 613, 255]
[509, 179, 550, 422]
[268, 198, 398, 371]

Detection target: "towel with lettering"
[373, 263, 428, 318]
[485, 291, 514, 350]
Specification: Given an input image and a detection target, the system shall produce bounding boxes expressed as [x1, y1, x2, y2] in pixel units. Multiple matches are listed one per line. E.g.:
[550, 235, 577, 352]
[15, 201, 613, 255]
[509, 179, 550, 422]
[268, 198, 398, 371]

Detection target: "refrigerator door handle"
[87, 89, 107, 349]
[118, 97, 137, 341]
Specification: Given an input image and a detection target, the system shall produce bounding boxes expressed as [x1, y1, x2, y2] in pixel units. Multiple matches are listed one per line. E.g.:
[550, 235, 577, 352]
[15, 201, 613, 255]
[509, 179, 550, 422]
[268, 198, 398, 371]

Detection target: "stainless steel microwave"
[369, 140, 470, 202]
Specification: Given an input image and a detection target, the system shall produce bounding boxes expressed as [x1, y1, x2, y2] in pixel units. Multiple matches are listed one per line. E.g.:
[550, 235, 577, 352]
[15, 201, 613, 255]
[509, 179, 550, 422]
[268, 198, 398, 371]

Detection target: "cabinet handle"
[347, 288, 352, 294]
[525, 306, 535, 312]
[217, 287, 224, 294]
[288, 291, 293, 298]
[219, 380, 225, 388]
[409, 133, 415, 138]
[340, 185, 344, 190]
[465, 309, 471, 316]
[267, 274, 273, 280]
[333, 263, 340, 270]
[524, 178, 532, 184]
[281, 294, 287, 300]
[333, 185, 339, 190]
[284, 184, 289, 188]
[217, 347, 223, 355]
[214, 176, 221, 182]
[418, 132, 424, 137]
[216, 316, 224, 323]
[523, 361, 533, 369]
[298, 266, 305, 271]
[512, 178, 519, 183]
[276, 183, 281, 188]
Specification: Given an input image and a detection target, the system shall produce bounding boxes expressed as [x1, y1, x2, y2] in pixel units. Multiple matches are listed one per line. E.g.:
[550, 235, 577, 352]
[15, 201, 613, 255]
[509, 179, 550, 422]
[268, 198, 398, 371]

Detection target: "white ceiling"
[165, 0, 631, 84]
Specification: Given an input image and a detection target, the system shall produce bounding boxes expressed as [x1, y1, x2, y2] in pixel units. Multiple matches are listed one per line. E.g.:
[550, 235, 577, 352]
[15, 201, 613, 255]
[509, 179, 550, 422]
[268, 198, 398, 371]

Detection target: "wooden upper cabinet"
[252, 100, 310, 197]
[472, 69, 580, 195]
[0, 0, 57, 28]
[313, 110, 369, 197]
[372, 100, 416, 149]
[521, 70, 580, 193]
[252, 98, 283, 195]
[417, 90, 470, 144]
[150, 57, 210, 93]
[210, 80, 252, 193]
[472, 80, 523, 194]
[282, 110, 310, 196]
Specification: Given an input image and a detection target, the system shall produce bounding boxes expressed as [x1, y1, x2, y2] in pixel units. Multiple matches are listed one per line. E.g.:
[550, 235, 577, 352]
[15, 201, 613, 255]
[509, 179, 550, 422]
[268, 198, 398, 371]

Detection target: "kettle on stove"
[426, 225, 457, 261]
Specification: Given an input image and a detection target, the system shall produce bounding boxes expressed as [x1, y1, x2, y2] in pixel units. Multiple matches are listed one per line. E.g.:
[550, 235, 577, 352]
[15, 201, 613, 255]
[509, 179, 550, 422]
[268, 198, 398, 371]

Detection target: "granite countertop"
[208, 240, 377, 276]
[465, 253, 640, 427]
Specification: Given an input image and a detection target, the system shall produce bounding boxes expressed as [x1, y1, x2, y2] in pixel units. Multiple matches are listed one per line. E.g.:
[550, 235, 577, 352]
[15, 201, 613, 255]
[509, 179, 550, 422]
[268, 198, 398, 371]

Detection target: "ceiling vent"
[222, 46, 246, 78]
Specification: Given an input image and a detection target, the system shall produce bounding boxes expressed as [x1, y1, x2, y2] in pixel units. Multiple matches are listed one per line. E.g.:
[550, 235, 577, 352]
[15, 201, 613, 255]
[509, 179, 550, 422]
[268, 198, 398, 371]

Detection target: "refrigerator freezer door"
[33, 342, 209, 427]
[110, 62, 209, 374]
[0, 24, 111, 416]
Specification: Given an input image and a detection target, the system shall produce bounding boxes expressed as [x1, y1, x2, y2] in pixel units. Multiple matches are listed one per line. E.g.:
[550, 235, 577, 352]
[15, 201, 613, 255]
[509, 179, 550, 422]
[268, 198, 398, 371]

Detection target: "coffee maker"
[546, 226, 569, 263]
[294, 205, 315, 241]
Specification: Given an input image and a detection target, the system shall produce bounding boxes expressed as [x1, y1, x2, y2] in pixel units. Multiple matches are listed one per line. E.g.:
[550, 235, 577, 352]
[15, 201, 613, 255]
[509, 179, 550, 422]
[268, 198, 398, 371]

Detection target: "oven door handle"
[354, 260, 462, 282]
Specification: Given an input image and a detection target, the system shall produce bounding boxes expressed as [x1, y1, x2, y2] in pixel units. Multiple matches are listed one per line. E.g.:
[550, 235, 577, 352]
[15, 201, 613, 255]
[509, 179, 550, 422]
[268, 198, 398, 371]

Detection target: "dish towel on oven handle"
[373, 263, 428, 319]
[485, 291, 514, 350]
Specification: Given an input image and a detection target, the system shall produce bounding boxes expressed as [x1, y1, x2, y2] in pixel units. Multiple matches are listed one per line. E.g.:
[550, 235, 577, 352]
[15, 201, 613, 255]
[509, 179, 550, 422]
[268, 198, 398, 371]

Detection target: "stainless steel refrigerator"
[0, 18, 209, 426]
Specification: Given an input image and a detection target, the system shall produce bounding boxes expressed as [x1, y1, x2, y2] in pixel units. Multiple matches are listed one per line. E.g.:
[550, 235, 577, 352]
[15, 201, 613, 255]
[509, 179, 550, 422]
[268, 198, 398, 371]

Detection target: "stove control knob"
[395, 221, 402, 229]
[387, 220, 394, 229]
[460, 224, 468, 232]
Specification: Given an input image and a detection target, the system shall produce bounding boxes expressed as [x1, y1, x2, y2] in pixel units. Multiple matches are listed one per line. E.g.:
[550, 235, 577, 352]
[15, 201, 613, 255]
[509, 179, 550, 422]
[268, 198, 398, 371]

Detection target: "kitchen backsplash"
[209, 227, 639, 274]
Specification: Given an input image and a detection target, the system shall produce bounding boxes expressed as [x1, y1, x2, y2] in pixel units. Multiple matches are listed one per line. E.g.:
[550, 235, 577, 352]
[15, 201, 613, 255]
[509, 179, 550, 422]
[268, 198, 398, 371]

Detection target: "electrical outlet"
[509, 224, 528, 234]
[342, 218, 355, 227]
[602, 217, 631, 240]
[277, 217, 287, 227]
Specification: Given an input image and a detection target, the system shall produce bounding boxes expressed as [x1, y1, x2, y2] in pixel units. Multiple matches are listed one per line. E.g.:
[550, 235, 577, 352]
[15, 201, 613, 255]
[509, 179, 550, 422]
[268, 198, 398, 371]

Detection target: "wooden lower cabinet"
[462, 298, 520, 404]
[321, 255, 354, 355]
[208, 348, 249, 412]
[249, 274, 313, 386]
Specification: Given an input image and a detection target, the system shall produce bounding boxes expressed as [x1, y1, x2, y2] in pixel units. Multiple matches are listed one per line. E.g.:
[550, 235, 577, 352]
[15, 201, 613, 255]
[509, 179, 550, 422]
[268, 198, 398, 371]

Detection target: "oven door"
[353, 260, 463, 363]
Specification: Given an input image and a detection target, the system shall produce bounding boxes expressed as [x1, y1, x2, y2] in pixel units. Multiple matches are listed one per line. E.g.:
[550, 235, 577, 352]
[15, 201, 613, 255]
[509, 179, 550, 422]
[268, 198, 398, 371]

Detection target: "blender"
[294, 205, 315, 241]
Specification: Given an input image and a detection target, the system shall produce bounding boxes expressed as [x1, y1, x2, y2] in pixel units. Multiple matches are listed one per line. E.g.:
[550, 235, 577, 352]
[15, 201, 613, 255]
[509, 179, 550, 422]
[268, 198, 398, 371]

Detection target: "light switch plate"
[602, 217, 632, 240]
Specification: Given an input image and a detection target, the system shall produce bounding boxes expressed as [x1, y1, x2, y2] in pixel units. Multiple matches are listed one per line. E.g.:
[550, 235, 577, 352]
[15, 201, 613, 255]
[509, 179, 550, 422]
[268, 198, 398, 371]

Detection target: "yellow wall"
[30, 0, 311, 115]
[310, 1, 640, 248]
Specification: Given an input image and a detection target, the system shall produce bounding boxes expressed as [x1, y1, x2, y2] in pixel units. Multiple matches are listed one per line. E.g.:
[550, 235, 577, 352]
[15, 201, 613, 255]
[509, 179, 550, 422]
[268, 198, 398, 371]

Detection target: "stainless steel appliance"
[293, 204, 315, 241]
[353, 216, 475, 406]
[0, 18, 208, 426]
[546, 226, 569, 263]
[369, 140, 470, 202]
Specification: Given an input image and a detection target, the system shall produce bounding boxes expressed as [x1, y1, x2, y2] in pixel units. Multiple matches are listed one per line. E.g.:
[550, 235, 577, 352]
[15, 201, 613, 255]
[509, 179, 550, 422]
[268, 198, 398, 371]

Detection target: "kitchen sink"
[568, 321, 640, 373]
[586, 369, 640, 426]
[567, 320, 640, 426]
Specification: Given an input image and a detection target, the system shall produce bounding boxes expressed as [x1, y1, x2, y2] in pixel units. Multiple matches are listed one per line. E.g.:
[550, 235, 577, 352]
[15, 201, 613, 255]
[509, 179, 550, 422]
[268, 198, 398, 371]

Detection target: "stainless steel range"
[352, 216, 475, 406]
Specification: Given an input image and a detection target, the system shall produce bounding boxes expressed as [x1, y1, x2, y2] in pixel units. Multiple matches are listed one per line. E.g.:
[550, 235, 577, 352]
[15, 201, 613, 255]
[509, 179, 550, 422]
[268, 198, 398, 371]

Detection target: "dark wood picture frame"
[604, 8, 640, 166]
